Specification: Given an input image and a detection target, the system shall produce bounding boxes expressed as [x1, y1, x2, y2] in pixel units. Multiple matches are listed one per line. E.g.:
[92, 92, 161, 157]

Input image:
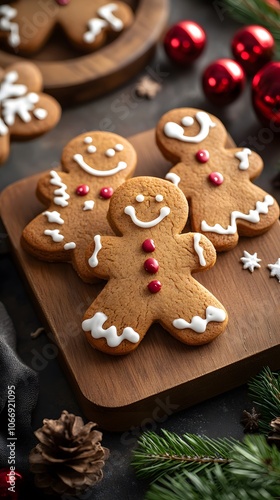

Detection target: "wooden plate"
[1, 128, 280, 431]
[0, 0, 169, 105]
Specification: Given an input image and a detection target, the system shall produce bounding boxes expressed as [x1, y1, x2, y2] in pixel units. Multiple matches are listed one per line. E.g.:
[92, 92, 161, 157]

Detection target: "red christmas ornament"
[208, 171, 224, 186]
[142, 239, 156, 252]
[147, 280, 162, 293]
[0, 468, 22, 499]
[76, 184, 89, 196]
[202, 58, 246, 106]
[144, 258, 159, 274]
[99, 186, 113, 199]
[164, 20, 206, 65]
[252, 62, 280, 126]
[231, 25, 274, 75]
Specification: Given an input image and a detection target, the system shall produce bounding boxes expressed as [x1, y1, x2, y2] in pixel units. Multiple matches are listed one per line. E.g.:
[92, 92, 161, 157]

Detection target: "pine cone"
[29, 410, 109, 496]
[267, 416, 280, 449]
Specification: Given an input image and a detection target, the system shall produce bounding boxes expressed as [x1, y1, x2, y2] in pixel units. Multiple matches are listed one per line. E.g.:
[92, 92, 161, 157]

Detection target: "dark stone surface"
[0, 0, 279, 498]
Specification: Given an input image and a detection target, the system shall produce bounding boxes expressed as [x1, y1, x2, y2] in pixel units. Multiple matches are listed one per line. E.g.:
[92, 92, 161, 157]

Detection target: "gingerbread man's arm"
[85, 235, 123, 280]
[36, 169, 69, 206]
[165, 162, 196, 197]
[230, 147, 263, 180]
[177, 232, 217, 273]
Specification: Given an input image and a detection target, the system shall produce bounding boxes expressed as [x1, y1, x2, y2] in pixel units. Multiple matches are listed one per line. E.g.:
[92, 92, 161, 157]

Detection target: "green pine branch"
[144, 436, 280, 500]
[131, 430, 236, 480]
[221, 0, 280, 57]
[248, 367, 280, 433]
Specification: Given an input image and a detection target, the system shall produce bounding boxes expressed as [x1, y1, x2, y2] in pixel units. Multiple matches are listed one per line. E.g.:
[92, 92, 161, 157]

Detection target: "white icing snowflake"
[267, 258, 280, 282]
[0, 70, 47, 137]
[240, 251, 261, 273]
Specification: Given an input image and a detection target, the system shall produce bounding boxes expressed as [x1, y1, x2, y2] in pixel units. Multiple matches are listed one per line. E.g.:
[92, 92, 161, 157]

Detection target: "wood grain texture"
[1, 128, 280, 431]
[0, 0, 169, 105]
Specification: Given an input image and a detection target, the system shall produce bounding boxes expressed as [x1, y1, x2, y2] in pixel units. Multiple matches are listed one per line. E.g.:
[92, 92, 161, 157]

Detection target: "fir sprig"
[131, 430, 236, 480]
[221, 0, 280, 57]
[248, 367, 280, 432]
[144, 436, 280, 500]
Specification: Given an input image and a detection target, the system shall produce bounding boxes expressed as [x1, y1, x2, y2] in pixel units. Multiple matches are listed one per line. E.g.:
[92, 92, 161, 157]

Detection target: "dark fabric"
[0, 302, 39, 472]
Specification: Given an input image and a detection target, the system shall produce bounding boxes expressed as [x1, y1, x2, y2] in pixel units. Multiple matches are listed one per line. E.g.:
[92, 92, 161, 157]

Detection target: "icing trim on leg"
[82, 312, 140, 347]
[173, 306, 226, 333]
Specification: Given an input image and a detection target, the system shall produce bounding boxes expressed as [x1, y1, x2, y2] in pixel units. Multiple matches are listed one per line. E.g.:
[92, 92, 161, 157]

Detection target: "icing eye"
[87, 145, 96, 153]
[84, 136, 92, 144]
[105, 148, 115, 157]
[155, 194, 163, 202]
[114, 144, 124, 151]
[181, 116, 194, 127]
[136, 194, 144, 202]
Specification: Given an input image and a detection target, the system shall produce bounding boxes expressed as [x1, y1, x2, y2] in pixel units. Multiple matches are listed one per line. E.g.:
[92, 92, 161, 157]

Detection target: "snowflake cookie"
[0, 62, 61, 164]
[268, 258, 280, 282]
[82, 176, 228, 355]
[240, 251, 261, 272]
[21, 131, 137, 283]
[156, 108, 280, 252]
[0, 1, 134, 55]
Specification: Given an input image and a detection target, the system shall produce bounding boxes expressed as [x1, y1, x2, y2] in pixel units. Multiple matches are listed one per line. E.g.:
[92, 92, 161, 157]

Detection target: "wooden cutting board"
[1, 128, 280, 431]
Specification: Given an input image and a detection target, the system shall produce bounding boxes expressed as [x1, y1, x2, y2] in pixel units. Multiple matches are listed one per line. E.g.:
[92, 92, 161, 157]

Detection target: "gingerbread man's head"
[108, 176, 189, 236]
[61, 131, 137, 189]
[156, 108, 227, 163]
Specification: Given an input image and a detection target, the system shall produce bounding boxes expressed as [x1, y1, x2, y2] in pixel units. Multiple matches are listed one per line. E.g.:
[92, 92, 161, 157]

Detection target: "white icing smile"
[73, 153, 127, 177]
[164, 111, 216, 144]
[124, 205, 170, 228]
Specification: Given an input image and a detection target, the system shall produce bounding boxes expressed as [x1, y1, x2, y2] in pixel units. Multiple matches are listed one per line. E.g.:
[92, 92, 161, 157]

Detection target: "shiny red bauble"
[164, 20, 206, 65]
[252, 62, 280, 126]
[231, 25, 274, 75]
[202, 58, 246, 106]
[0, 468, 22, 499]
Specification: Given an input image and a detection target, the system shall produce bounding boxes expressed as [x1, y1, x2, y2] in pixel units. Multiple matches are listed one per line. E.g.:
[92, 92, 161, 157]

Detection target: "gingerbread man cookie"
[156, 108, 279, 252]
[0, 62, 61, 165]
[0, 1, 134, 55]
[82, 176, 228, 355]
[21, 131, 137, 282]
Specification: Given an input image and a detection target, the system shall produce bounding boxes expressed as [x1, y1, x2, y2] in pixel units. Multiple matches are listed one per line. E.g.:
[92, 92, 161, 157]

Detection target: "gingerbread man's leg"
[159, 279, 228, 346]
[82, 284, 153, 355]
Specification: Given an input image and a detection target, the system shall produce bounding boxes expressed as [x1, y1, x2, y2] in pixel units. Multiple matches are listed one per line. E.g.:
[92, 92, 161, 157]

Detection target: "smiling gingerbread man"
[21, 131, 137, 282]
[156, 108, 279, 252]
[0, 1, 133, 54]
[82, 176, 228, 355]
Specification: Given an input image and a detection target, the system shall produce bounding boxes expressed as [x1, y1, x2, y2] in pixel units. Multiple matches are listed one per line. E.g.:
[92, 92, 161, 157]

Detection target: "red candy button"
[144, 258, 159, 274]
[76, 184, 89, 196]
[142, 239, 156, 252]
[100, 187, 114, 199]
[56, 0, 70, 5]
[195, 149, 210, 163]
[148, 280, 162, 293]
[208, 171, 224, 186]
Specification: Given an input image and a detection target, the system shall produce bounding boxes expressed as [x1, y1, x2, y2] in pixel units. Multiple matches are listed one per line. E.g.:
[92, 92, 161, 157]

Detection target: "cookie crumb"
[135, 76, 162, 99]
